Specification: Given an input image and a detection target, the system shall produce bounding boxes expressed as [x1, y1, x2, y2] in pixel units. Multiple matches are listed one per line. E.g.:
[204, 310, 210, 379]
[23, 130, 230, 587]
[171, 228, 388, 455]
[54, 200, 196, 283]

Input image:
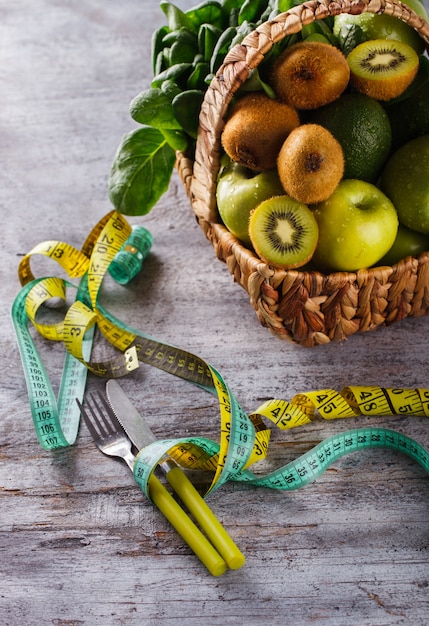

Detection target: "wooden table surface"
[2, 1, 429, 624]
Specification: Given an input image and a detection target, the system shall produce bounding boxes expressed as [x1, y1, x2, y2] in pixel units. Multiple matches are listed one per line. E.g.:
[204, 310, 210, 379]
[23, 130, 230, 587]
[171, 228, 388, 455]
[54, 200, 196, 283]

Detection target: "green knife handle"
[164, 465, 246, 570]
[148, 473, 227, 577]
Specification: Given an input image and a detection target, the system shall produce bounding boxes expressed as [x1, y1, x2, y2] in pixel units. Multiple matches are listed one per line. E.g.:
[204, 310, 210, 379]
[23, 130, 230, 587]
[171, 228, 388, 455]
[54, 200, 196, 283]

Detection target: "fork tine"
[76, 398, 98, 441]
[93, 391, 124, 434]
[89, 393, 111, 437]
[77, 392, 123, 441]
[77, 396, 105, 440]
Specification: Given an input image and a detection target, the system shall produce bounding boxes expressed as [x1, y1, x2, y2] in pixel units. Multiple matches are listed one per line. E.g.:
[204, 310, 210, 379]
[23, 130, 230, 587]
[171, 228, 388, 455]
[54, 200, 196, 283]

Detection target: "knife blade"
[106, 379, 245, 570]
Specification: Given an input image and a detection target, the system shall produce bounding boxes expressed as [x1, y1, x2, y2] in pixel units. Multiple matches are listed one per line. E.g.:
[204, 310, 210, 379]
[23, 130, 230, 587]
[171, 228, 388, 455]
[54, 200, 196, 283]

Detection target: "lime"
[385, 74, 429, 149]
[380, 134, 429, 234]
[309, 93, 392, 182]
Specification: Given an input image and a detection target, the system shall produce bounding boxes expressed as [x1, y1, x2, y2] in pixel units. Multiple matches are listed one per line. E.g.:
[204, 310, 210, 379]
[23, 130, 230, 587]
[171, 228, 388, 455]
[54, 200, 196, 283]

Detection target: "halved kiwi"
[277, 124, 344, 204]
[270, 41, 350, 110]
[347, 38, 419, 101]
[221, 92, 300, 171]
[248, 195, 319, 269]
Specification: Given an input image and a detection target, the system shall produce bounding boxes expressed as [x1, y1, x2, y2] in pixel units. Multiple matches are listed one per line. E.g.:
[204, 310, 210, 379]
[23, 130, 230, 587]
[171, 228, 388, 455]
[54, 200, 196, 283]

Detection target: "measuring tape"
[12, 210, 429, 496]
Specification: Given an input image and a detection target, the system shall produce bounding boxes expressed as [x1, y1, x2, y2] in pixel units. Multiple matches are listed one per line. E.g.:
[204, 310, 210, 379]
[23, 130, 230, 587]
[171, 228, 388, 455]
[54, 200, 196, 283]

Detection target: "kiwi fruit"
[347, 38, 419, 101]
[277, 124, 344, 204]
[221, 92, 300, 171]
[249, 195, 319, 269]
[269, 41, 350, 110]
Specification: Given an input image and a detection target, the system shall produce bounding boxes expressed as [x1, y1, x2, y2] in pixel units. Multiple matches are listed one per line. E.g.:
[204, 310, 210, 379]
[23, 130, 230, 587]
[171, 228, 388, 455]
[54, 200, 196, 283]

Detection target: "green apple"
[312, 179, 398, 272]
[376, 223, 429, 266]
[333, 0, 428, 54]
[380, 134, 429, 234]
[216, 156, 284, 245]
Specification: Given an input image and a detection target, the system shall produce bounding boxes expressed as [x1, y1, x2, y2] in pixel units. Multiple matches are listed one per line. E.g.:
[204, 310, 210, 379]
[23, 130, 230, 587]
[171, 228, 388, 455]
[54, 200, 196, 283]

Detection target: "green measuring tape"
[12, 210, 429, 496]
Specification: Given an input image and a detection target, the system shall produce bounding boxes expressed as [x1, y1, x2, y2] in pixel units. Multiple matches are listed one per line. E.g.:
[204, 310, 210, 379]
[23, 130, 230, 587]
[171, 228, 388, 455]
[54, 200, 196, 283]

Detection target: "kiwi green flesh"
[249, 197, 319, 269]
[347, 39, 419, 100]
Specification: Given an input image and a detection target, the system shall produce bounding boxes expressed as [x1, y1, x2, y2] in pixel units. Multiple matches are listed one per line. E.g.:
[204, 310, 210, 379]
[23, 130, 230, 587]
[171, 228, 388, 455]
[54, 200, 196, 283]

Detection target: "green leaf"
[160, 128, 188, 151]
[209, 25, 237, 73]
[162, 28, 198, 47]
[301, 19, 339, 46]
[230, 19, 256, 46]
[198, 24, 223, 61]
[277, 0, 296, 13]
[187, 61, 211, 89]
[336, 23, 365, 56]
[221, 0, 247, 25]
[186, 1, 224, 30]
[129, 88, 182, 129]
[172, 90, 204, 138]
[151, 62, 193, 88]
[108, 127, 176, 216]
[151, 25, 170, 74]
[238, 0, 269, 25]
[261, 0, 295, 21]
[160, 79, 182, 99]
[153, 49, 166, 76]
[221, 0, 247, 14]
[160, 1, 194, 32]
[239, 68, 276, 98]
[169, 38, 198, 64]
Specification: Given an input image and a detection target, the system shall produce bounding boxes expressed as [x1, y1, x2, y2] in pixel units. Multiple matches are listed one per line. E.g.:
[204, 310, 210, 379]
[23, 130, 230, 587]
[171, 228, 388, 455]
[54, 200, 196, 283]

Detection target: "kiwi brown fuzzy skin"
[277, 124, 344, 204]
[221, 92, 300, 171]
[270, 41, 350, 110]
[347, 39, 419, 101]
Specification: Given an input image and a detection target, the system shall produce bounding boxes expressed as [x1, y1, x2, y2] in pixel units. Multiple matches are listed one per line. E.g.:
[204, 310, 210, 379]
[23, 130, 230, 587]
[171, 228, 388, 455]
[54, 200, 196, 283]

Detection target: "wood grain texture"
[1, 1, 429, 624]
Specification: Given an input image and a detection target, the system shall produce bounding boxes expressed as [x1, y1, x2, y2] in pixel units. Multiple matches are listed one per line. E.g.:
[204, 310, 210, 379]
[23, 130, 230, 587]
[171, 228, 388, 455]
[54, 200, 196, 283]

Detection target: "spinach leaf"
[198, 24, 223, 61]
[187, 61, 211, 89]
[129, 84, 189, 151]
[221, 0, 247, 13]
[172, 90, 205, 138]
[186, 1, 224, 30]
[151, 62, 193, 88]
[108, 127, 176, 216]
[151, 25, 169, 74]
[160, 1, 194, 32]
[238, 0, 269, 25]
[336, 23, 365, 56]
[163, 28, 199, 64]
[130, 88, 182, 129]
[209, 26, 237, 73]
[261, 0, 295, 21]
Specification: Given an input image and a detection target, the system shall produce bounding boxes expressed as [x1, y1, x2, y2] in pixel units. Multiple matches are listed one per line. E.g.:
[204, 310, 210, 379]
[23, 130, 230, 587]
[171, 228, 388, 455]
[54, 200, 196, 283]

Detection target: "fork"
[76, 392, 227, 577]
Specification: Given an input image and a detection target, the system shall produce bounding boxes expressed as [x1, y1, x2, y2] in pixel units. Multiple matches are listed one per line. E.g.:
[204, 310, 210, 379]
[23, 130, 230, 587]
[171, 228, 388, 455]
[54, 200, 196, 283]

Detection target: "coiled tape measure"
[12, 209, 429, 497]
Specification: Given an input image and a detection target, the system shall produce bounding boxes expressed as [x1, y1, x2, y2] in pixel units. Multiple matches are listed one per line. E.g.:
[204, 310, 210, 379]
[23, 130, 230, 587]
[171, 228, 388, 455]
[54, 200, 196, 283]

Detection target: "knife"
[106, 379, 245, 571]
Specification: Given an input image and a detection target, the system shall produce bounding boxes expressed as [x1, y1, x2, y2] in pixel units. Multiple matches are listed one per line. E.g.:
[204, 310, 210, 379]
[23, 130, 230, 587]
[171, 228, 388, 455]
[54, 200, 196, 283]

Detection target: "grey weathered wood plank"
[1, 1, 429, 625]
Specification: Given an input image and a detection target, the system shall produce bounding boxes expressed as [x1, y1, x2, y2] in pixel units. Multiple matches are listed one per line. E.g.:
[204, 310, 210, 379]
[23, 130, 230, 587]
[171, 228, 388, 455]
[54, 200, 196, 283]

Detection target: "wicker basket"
[177, 0, 429, 347]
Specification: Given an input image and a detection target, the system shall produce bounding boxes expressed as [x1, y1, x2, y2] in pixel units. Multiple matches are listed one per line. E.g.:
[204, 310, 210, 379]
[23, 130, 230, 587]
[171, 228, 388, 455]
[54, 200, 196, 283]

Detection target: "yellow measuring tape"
[12, 210, 429, 495]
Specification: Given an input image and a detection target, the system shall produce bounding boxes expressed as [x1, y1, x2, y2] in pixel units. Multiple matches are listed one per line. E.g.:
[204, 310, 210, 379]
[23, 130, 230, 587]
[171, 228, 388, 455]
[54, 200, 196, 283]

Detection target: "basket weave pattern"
[177, 0, 429, 346]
